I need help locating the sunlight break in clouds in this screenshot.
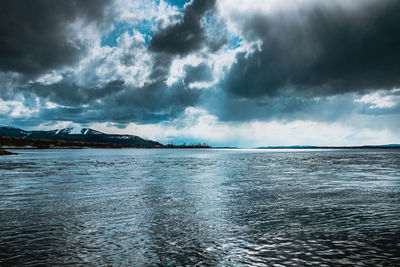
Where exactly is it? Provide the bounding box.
[87,107,399,148]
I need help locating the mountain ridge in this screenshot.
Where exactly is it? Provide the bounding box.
[0,125,163,148]
[257,145,400,149]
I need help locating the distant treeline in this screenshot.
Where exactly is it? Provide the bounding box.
[165,142,211,148]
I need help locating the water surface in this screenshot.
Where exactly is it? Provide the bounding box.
[1,149,400,266]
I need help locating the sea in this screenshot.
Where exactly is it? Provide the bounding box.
[0,148,399,266]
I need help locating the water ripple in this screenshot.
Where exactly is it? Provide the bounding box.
[0,149,399,266]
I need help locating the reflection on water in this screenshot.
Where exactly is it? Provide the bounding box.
[0,149,400,266]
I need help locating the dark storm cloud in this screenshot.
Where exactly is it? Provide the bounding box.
[183,63,213,84]
[15,44,203,125]
[0,0,112,78]
[203,90,358,123]
[100,80,201,123]
[25,80,125,106]
[149,53,174,82]
[37,80,201,124]
[223,0,400,98]
[149,0,217,55]
[22,66,202,124]
[0,72,22,99]
[147,0,221,100]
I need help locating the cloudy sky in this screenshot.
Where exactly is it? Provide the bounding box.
[1,0,400,147]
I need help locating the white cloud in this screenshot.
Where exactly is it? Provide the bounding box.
[0,97,38,118]
[355,89,400,109]
[50,30,153,90]
[36,72,63,85]
[166,37,258,88]
[113,0,179,29]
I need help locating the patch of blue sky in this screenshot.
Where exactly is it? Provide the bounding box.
[163,0,191,9]
[227,34,242,50]
[101,20,155,47]
[100,1,193,48]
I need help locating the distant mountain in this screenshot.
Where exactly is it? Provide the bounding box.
[0,126,163,148]
[258,145,400,149]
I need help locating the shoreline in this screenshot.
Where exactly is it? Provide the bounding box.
[3,146,400,151]
[0,148,17,155]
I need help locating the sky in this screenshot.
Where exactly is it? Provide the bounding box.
[0,0,400,147]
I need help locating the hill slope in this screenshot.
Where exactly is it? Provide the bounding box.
[0,126,162,148]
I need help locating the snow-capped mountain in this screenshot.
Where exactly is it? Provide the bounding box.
[52,127,102,136]
[0,126,162,148]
